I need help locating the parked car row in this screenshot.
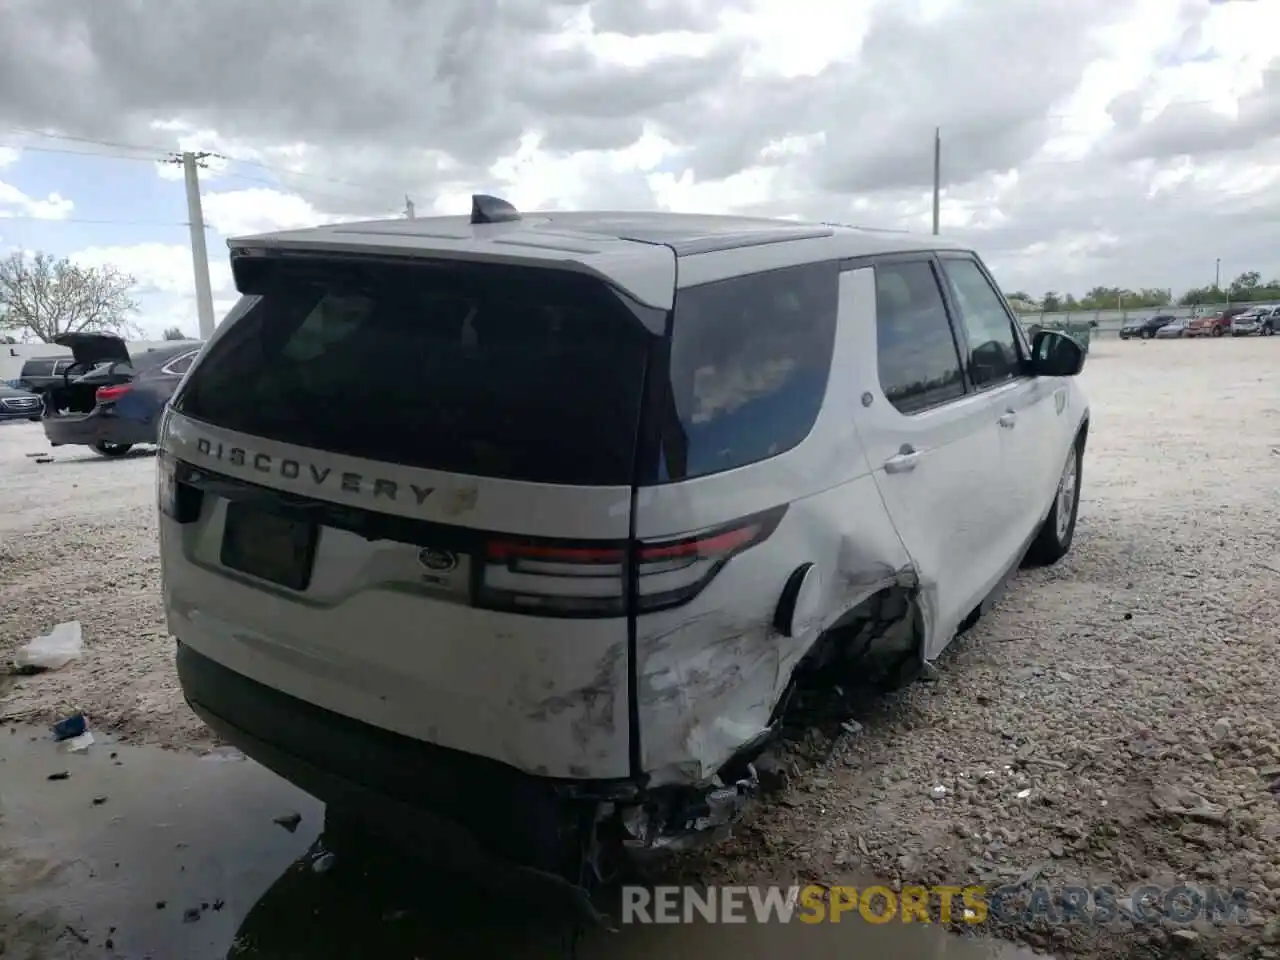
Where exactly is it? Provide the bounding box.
[9,333,203,455]
[0,382,44,421]
[1119,306,1279,340]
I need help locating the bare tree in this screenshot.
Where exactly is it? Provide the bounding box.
[162,326,192,340]
[0,250,140,342]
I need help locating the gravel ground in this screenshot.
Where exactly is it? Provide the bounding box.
[2,337,1279,959]
[0,438,208,747]
[687,337,1280,959]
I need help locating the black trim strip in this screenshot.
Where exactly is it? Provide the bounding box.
[625,254,678,779]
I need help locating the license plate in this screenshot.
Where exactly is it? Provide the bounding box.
[220,501,318,591]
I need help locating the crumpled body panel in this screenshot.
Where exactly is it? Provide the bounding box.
[634,473,921,786]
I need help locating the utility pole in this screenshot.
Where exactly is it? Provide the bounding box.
[167,151,216,339]
[931,127,941,236]
[1214,258,1221,290]
[404,195,416,219]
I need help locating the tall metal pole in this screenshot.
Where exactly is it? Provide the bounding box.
[931,127,941,236]
[171,151,216,339]
[404,195,416,219]
[1214,258,1220,290]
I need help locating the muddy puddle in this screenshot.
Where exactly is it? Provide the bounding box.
[0,725,1041,959]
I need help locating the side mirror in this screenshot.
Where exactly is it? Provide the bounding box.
[1030,330,1086,377]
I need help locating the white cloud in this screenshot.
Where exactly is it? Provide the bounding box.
[70,243,235,338]
[0,180,73,220]
[201,188,330,237]
[71,243,232,296]
[0,147,19,169]
[4,0,1280,302]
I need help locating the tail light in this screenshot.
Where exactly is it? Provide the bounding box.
[476,506,787,618]
[96,384,130,403]
[157,453,202,523]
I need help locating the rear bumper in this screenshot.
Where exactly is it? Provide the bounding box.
[174,642,617,890]
[42,410,153,447]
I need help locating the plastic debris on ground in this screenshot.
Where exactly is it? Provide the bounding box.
[62,732,94,753]
[13,621,83,673]
[52,712,88,741]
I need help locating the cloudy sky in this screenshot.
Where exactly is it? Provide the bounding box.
[1,0,1278,337]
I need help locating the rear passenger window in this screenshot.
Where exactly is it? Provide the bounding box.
[164,352,196,375]
[874,260,966,414]
[21,359,53,377]
[938,257,1022,389]
[664,261,839,480]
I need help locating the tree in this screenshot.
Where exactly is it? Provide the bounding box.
[0,251,139,342]
[162,326,192,340]
[1041,291,1062,312]
[1230,270,1260,296]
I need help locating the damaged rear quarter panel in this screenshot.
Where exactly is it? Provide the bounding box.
[634,478,916,785]
[632,256,919,787]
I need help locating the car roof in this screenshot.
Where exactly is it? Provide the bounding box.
[233,209,963,259]
[228,202,971,309]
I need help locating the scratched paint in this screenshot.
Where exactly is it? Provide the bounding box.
[635,475,919,787]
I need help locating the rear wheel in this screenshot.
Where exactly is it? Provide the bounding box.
[1024,438,1082,567]
[92,441,133,458]
[1212,326,1225,337]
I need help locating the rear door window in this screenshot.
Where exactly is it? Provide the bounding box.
[661,261,839,481]
[21,359,54,377]
[938,256,1024,389]
[874,259,966,414]
[162,351,198,375]
[175,257,658,486]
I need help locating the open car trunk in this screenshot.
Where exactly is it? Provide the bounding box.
[49,333,134,413]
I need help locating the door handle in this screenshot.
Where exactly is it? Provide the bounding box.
[884,444,920,474]
[998,411,1017,429]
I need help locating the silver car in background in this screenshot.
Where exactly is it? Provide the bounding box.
[1230,308,1267,336]
[1155,318,1189,339]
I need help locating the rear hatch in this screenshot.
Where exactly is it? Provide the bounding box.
[50,334,135,413]
[162,249,671,779]
[53,332,132,371]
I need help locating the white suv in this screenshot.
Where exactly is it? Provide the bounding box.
[158,197,1089,891]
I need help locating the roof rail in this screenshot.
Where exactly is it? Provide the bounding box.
[471,194,521,225]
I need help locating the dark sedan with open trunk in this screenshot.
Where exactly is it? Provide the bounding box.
[42,333,204,457]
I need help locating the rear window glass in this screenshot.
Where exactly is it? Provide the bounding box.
[661,261,839,481]
[21,359,54,377]
[163,351,197,375]
[175,257,657,486]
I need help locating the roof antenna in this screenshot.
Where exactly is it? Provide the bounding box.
[470,194,521,225]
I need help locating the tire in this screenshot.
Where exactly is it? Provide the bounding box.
[92,441,133,458]
[27,416,40,423]
[1024,437,1083,567]
[1212,326,1224,337]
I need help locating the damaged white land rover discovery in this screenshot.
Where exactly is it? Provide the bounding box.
[158,196,1089,896]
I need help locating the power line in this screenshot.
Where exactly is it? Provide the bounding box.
[1,127,172,155]
[0,128,398,208]
[0,214,198,226]
[0,142,168,162]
